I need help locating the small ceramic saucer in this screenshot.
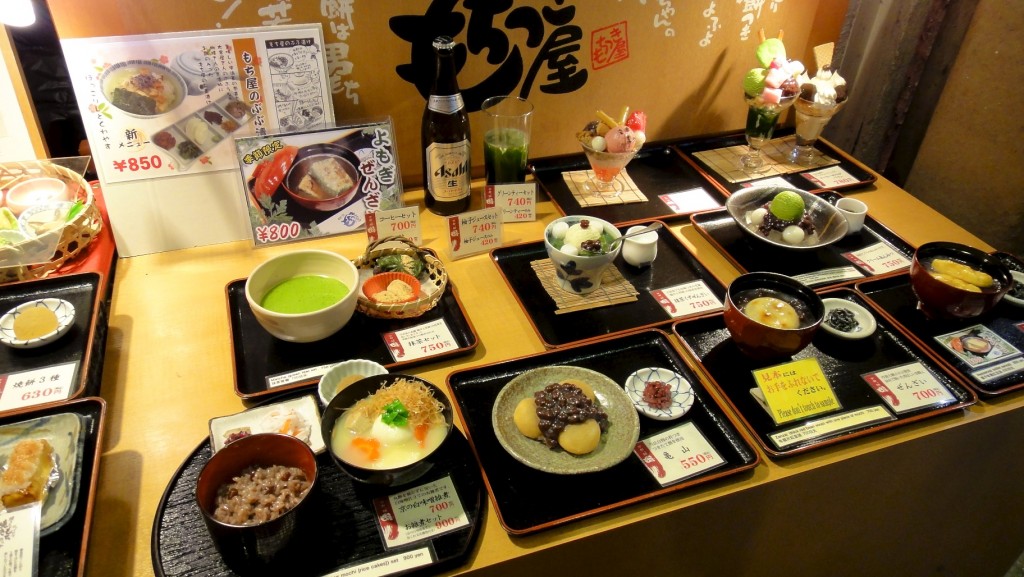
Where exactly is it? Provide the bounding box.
[1004,271,1024,308]
[820,298,877,340]
[624,367,695,421]
[0,298,76,349]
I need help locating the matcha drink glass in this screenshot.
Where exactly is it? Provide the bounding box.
[741,93,795,171]
[481,96,533,184]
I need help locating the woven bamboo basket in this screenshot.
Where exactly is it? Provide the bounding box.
[0,162,102,284]
[353,236,448,319]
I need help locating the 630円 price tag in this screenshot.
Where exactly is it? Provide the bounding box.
[0,362,78,412]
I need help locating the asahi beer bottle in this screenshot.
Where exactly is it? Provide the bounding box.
[422,36,471,215]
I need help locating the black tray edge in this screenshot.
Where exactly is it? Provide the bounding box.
[226,280,480,401]
[488,224,731,349]
[855,274,1024,398]
[673,289,977,458]
[446,328,761,535]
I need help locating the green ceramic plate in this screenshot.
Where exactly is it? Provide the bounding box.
[491,365,640,474]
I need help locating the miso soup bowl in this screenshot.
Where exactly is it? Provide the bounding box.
[723,272,825,360]
[196,433,318,568]
[909,241,1012,319]
[543,215,622,295]
[244,249,359,343]
[321,373,453,487]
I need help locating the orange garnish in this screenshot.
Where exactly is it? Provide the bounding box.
[352,437,381,461]
[413,424,429,447]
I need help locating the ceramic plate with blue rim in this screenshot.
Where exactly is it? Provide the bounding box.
[624,367,695,421]
[0,298,76,349]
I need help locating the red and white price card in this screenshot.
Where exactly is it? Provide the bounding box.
[447,208,503,259]
[366,207,422,246]
[843,242,912,275]
[651,281,723,318]
[634,421,725,486]
[862,361,956,413]
[801,165,862,188]
[373,475,469,549]
[0,502,41,577]
[383,319,459,362]
[484,183,537,222]
[0,363,77,412]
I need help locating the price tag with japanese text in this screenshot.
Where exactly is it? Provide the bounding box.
[266,363,336,390]
[372,476,469,549]
[658,187,720,214]
[801,165,862,188]
[651,281,723,318]
[843,242,911,275]
[447,208,503,259]
[862,362,956,414]
[366,207,422,246]
[0,362,77,412]
[633,422,725,486]
[753,358,840,425]
[323,548,435,577]
[0,503,41,577]
[382,319,459,362]
[484,183,536,222]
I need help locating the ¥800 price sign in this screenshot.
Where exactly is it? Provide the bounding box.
[0,362,78,412]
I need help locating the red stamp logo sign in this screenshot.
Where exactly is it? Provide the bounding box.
[591,21,629,70]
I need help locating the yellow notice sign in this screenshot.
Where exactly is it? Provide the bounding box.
[753,358,840,425]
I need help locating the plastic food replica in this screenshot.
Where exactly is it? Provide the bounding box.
[513,380,609,455]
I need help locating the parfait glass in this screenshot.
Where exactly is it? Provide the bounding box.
[741,93,796,172]
[789,98,848,166]
[579,141,639,198]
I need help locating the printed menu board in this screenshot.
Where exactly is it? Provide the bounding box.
[62,24,333,186]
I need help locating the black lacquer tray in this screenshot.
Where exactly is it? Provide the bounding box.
[530,141,728,225]
[447,329,759,535]
[857,271,1024,397]
[227,281,478,399]
[0,273,106,410]
[691,191,915,290]
[673,288,976,457]
[152,404,484,577]
[673,127,877,196]
[492,222,727,348]
[3,397,106,577]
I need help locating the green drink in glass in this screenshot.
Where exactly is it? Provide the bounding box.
[481,96,533,184]
[484,127,528,184]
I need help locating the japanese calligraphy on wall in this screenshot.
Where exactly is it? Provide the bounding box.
[50,0,837,184]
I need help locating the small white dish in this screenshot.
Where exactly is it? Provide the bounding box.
[624,367,695,421]
[821,298,878,340]
[0,298,76,349]
[317,359,388,407]
[1004,271,1024,308]
[18,201,73,238]
[209,394,325,454]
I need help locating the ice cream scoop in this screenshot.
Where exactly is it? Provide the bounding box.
[604,125,637,153]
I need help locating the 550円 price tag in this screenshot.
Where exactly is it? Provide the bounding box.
[634,421,725,486]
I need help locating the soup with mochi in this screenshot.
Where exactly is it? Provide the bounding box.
[332,378,448,470]
[733,288,815,330]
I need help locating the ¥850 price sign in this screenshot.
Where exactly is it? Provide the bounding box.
[0,362,78,412]
[110,155,167,175]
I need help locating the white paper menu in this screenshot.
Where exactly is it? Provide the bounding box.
[61,24,333,256]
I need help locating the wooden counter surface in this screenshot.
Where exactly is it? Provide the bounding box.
[89,170,1024,576]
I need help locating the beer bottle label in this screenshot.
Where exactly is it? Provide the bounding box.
[425,140,471,201]
[427,94,465,114]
